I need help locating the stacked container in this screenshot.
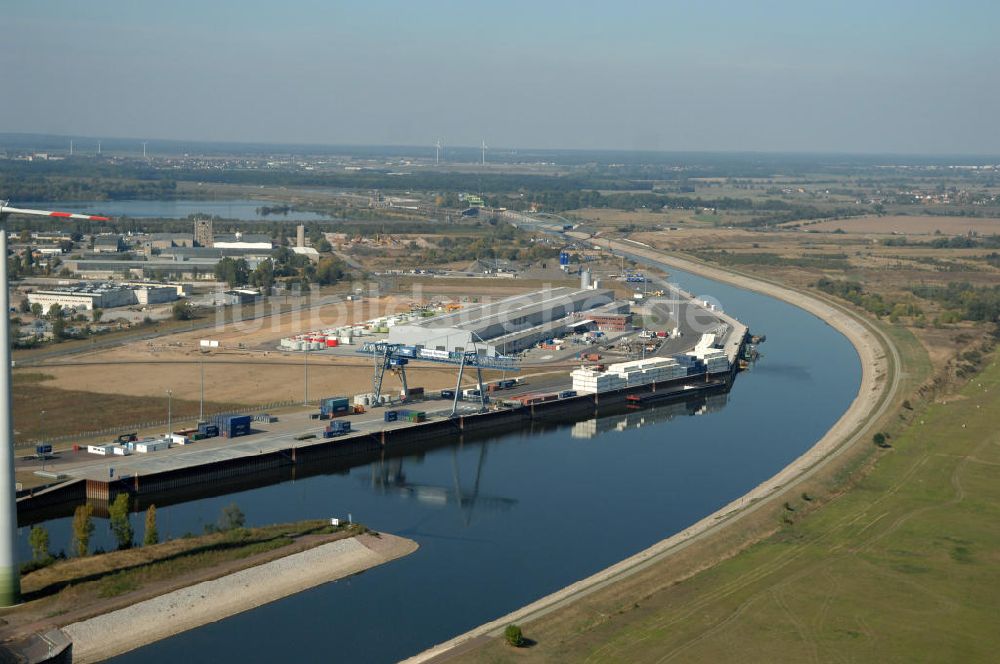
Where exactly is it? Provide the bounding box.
[323,420,352,438]
[220,415,252,438]
[392,409,427,423]
[320,397,351,417]
[197,422,220,439]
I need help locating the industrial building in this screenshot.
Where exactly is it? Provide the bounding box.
[212,233,272,250]
[26,282,178,311]
[63,258,221,280]
[145,233,194,249]
[194,219,214,247]
[572,311,632,332]
[387,287,626,354]
[92,235,125,253]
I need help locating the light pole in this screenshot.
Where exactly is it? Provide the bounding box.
[166,389,173,435]
[0,202,109,606]
[199,359,205,422]
[303,349,309,405]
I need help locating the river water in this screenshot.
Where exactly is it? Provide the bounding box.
[17,199,330,221]
[16,263,860,663]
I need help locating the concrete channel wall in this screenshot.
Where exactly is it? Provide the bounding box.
[19,336,745,515]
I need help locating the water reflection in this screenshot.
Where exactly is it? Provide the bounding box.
[366,445,518,527]
[571,392,729,439]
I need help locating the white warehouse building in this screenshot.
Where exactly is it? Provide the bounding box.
[27,283,178,311]
[387,287,623,354]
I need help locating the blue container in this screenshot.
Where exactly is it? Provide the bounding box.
[559,251,570,266]
[222,415,252,438]
[384,411,398,422]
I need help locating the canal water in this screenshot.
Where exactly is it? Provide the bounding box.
[17,264,860,663]
[17,199,330,221]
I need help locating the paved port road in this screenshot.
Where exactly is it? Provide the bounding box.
[16,373,572,484]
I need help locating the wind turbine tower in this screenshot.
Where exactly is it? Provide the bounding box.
[69,140,73,156]
[97,141,102,156]
[0,202,110,606]
[435,139,442,165]
[142,142,148,158]
[481,140,487,166]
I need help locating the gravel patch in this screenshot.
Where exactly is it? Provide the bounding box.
[63,533,417,664]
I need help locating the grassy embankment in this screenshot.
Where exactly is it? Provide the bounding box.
[462,326,1000,662]
[1,520,366,634]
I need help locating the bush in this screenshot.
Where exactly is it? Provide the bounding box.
[218,503,246,531]
[28,525,50,561]
[172,300,195,321]
[873,432,888,448]
[504,624,524,647]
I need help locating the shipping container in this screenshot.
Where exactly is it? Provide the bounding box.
[221,415,252,438]
[384,410,398,422]
[325,420,351,434]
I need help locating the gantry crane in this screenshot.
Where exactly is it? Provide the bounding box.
[359,339,519,416]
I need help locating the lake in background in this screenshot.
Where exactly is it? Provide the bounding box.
[18,200,330,221]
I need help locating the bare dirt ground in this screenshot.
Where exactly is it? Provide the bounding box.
[804,214,1000,235]
[20,295,461,403]
[32,356,458,404]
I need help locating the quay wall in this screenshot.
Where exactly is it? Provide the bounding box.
[19,352,744,517]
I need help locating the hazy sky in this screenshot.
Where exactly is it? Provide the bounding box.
[2,0,999,154]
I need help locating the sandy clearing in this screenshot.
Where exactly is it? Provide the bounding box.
[401,237,896,663]
[63,533,417,664]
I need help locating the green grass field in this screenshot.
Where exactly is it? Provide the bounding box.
[465,349,1000,662]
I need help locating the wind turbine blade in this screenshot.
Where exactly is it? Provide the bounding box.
[0,206,110,221]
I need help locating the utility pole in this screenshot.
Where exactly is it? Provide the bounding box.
[303,350,309,405]
[166,389,173,434]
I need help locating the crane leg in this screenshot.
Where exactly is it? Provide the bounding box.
[450,354,466,418]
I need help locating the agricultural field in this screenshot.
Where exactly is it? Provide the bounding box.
[800,214,1000,236]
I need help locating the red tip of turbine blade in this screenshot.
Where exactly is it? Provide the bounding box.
[90,215,111,221]
[49,211,72,218]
